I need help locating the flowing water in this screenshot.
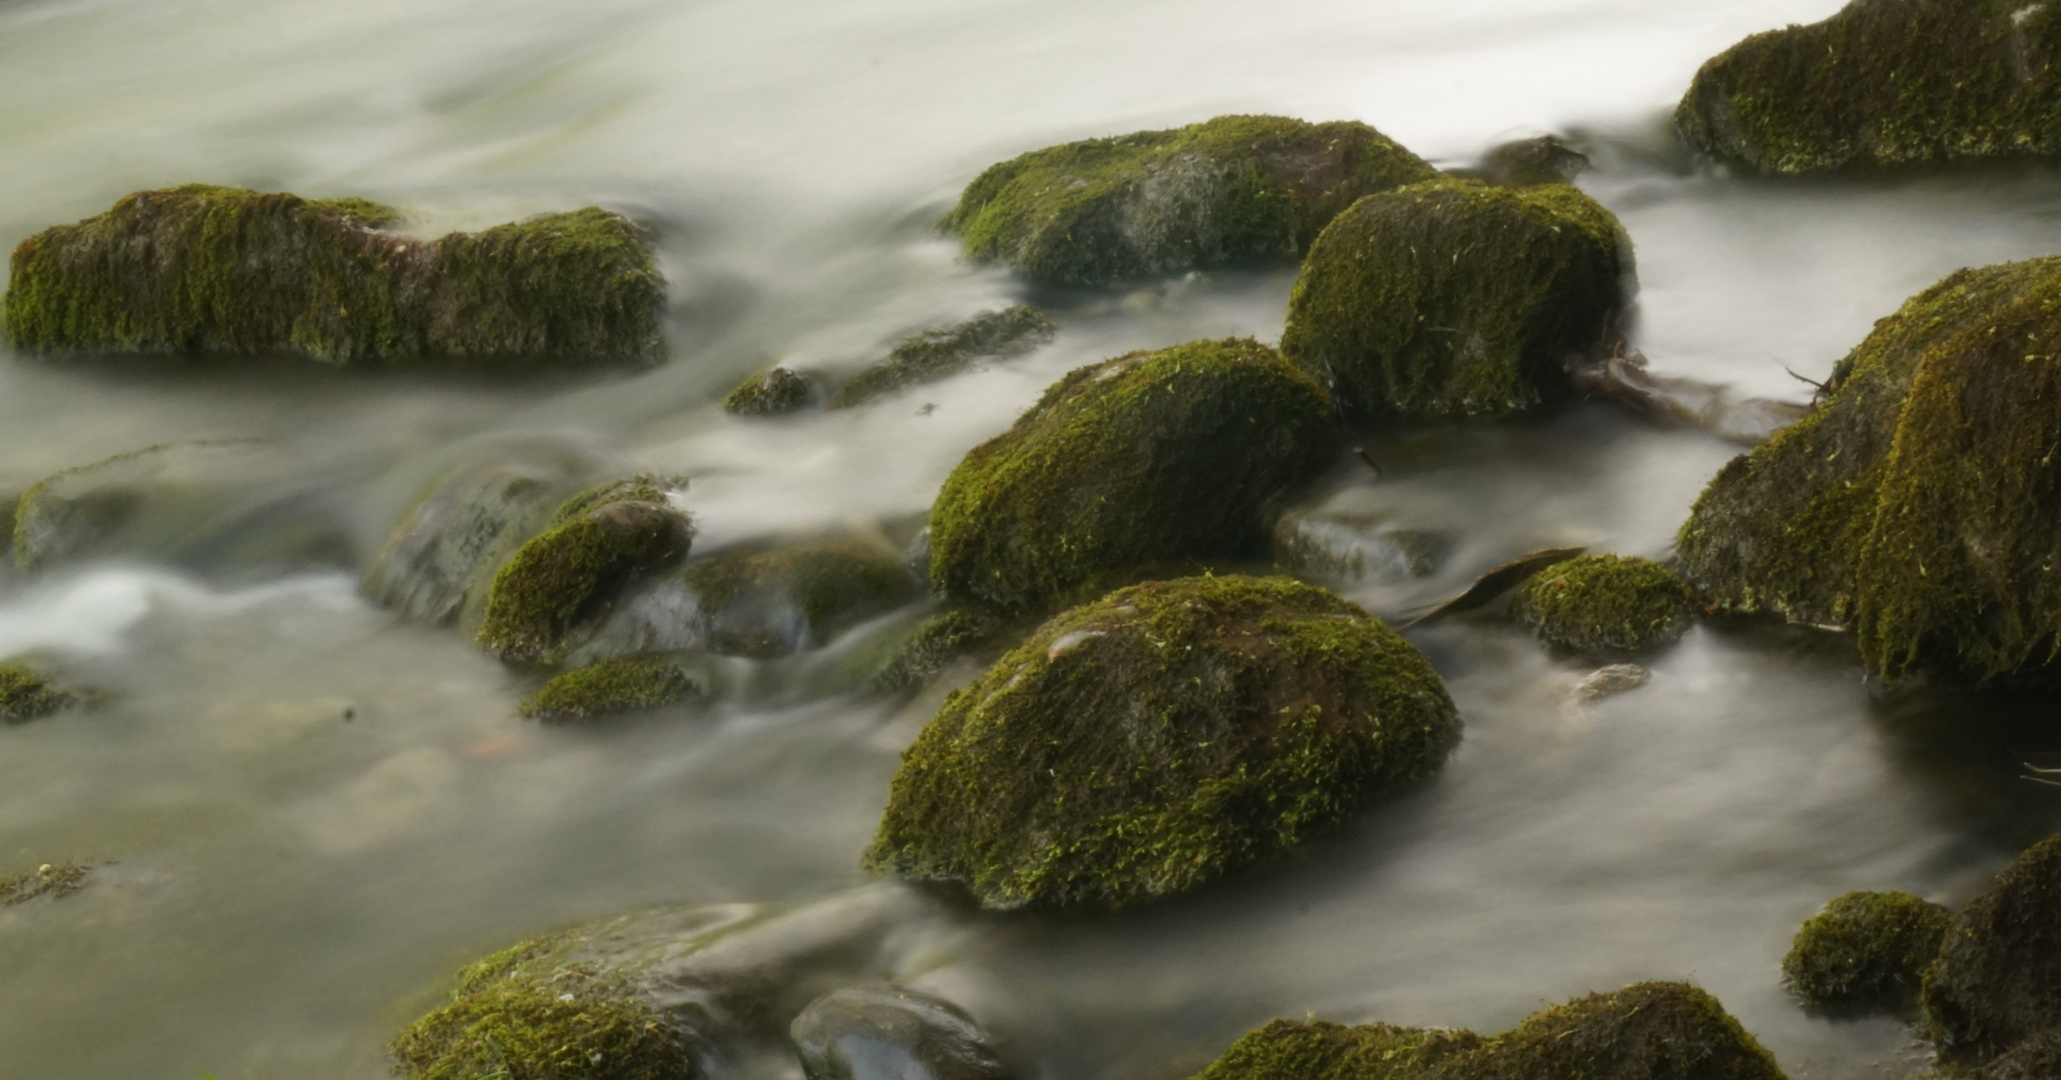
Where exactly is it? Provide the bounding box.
[5,0,2061,1077]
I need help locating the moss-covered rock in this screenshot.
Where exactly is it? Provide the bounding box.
[864,609,1003,694]
[943,115,1438,286]
[0,860,89,905]
[1924,832,2061,1066]
[1675,0,2061,175]
[1782,890,1951,1012]
[1280,179,1632,420]
[1513,555,1697,655]
[725,366,820,416]
[1963,1027,2061,1080]
[928,337,1336,616]
[4,184,665,367]
[0,659,82,724]
[864,575,1458,910]
[1678,257,2061,681]
[1195,982,1785,1080]
[830,305,1056,409]
[1454,135,1592,189]
[519,656,702,722]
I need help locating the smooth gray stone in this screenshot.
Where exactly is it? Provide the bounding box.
[790,985,1010,1080]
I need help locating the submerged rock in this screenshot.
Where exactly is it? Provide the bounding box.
[790,985,1011,1080]
[830,305,1056,409]
[1569,663,1650,705]
[519,656,703,723]
[1513,555,1697,656]
[1280,179,1633,420]
[1196,981,1784,1080]
[943,115,1438,285]
[1404,547,1588,629]
[0,658,85,724]
[928,337,1335,616]
[1782,890,1949,1013]
[862,609,1003,694]
[1676,0,2061,175]
[864,575,1459,911]
[0,860,89,905]
[1923,832,2061,1066]
[3,184,665,366]
[725,366,821,417]
[1678,257,2061,681]
[1569,346,1808,446]
[1272,505,1449,585]
[1453,134,1591,188]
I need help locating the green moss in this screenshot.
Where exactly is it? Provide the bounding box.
[1459,135,1591,188]
[724,366,818,416]
[943,115,1438,285]
[829,305,1057,408]
[519,657,702,722]
[477,496,693,665]
[864,575,1459,910]
[1676,0,2061,175]
[0,659,80,723]
[3,185,664,367]
[1924,832,2061,1066]
[1196,1019,1481,1080]
[1782,890,1951,1012]
[927,337,1336,616]
[1678,257,2061,681]
[1963,1027,2061,1080]
[1280,179,1632,420]
[0,860,89,905]
[679,542,920,658]
[1513,555,1697,655]
[865,609,1003,693]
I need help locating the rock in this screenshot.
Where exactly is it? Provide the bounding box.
[864,575,1459,911]
[1568,346,1808,446]
[1675,0,2061,175]
[1677,257,2061,681]
[0,659,86,724]
[1569,663,1650,705]
[1453,134,1591,188]
[1513,555,1697,655]
[519,656,703,723]
[942,115,1438,286]
[1195,981,1785,1080]
[1280,179,1633,420]
[1781,890,1949,1014]
[3,185,665,366]
[864,609,1003,694]
[1272,506,1449,585]
[1404,547,1588,629]
[928,337,1336,616]
[725,366,821,417]
[1964,1027,2061,1080]
[1923,832,2061,1066]
[475,482,695,665]
[829,306,1056,409]
[790,985,1011,1080]
[0,861,89,905]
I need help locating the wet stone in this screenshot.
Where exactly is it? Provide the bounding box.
[790,985,1011,1080]
[1570,663,1649,705]
[1272,506,1449,584]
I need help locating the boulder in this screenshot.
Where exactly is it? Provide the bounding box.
[1452,134,1591,188]
[864,575,1459,910]
[0,659,85,724]
[864,609,1002,694]
[1676,0,2061,175]
[3,184,664,366]
[1962,1027,2061,1080]
[928,337,1336,616]
[1924,832,2061,1065]
[1781,890,1950,1013]
[1677,257,2061,681]
[519,656,703,723]
[725,366,820,417]
[942,115,1438,285]
[829,305,1056,409]
[1513,555,1697,655]
[1280,179,1632,420]
[790,985,1011,1080]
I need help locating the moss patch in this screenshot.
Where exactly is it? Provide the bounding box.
[928,337,1336,616]
[1280,179,1632,420]
[1513,555,1697,655]
[1924,832,2061,1066]
[864,608,1003,693]
[1783,890,1951,1013]
[0,860,89,905]
[830,305,1056,408]
[1676,0,2061,174]
[724,366,819,416]
[1678,256,2061,681]
[0,659,81,723]
[477,490,693,665]
[679,542,920,659]
[519,657,702,723]
[943,115,1438,285]
[864,575,1458,910]
[4,185,664,367]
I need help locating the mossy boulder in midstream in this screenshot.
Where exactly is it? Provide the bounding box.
[1279,179,1633,420]
[862,608,1005,694]
[518,656,703,723]
[942,115,1439,286]
[725,366,821,417]
[1194,981,1786,1080]
[3,184,665,367]
[1678,256,2061,682]
[863,575,1459,911]
[1675,0,2061,175]
[1513,554,1697,656]
[927,337,1336,616]
[1781,890,1951,1013]
[1922,832,2061,1067]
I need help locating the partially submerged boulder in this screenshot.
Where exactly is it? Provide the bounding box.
[724,366,820,417]
[0,659,85,724]
[790,985,1012,1080]
[4,184,664,366]
[1676,0,2061,175]
[519,656,703,723]
[864,575,1459,911]
[1513,554,1697,655]
[1272,505,1449,585]
[927,337,1335,616]
[1924,832,2061,1066]
[1678,257,2061,681]
[864,609,1003,694]
[1452,134,1591,189]
[829,305,1056,409]
[1782,890,1950,1013]
[943,115,1438,285]
[1280,179,1632,419]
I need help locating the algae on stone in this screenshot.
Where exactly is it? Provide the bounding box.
[1513,554,1697,655]
[1676,0,2061,175]
[0,860,89,905]
[676,543,921,658]
[0,659,80,724]
[864,575,1459,911]
[943,115,1438,285]
[829,305,1057,409]
[1782,890,1951,1012]
[1678,256,2061,681]
[865,609,1002,694]
[476,486,694,665]
[725,366,819,417]
[927,337,1336,616]
[1924,832,2061,1066]
[1280,179,1633,420]
[519,657,703,723]
[4,185,665,367]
